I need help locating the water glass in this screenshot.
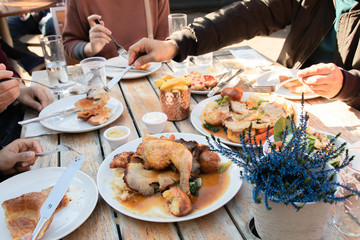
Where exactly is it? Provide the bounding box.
[40,35,69,85]
[333,166,360,236]
[194,52,213,66]
[168,13,189,72]
[80,57,107,92]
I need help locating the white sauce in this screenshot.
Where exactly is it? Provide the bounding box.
[143,112,166,123]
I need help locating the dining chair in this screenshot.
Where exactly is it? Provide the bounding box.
[50,6,79,65]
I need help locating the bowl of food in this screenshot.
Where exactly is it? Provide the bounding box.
[142,112,168,134]
[104,126,130,150]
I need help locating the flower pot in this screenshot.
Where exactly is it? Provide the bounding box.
[253,200,334,240]
[253,163,340,240]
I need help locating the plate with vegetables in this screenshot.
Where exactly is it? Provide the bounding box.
[263,118,349,167]
[190,87,298,147]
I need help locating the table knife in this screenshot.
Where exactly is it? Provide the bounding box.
[207,68,244,97]
[31,155,85,240]
[104,63,134,91]
[18,107,80,125]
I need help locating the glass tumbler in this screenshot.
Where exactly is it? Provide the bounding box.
[333,165,360,236]
[40,35,69,85]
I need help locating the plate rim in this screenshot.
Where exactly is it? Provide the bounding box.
[190,93,300,147]
[0,167,99,240]
[256,69,320,100]
[97,132,242,222]
[105,56,162,79]
[39,94,123,133]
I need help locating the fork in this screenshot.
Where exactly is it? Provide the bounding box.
[10,77,76,90]
[94,19,129,60]
[35,144,80,156]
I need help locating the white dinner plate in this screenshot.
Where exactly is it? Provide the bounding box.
[0,167,98,240]
[256,69,319,100]
[97,132,242,222]
[39,95,123,133]
[105,56,161,79]
[190,94,300,147]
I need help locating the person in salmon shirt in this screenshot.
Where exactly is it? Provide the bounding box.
[62,0,169,60]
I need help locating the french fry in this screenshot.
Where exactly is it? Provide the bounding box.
[155,75,192,92]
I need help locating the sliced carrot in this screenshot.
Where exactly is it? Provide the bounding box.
[255,127,274,145]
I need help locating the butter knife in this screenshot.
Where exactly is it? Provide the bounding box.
[31,155,84,240]
[18,107,80,125]
[104,63,134,91]
[207,68,244,97]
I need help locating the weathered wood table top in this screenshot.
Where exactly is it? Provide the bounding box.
[24,46,360,240]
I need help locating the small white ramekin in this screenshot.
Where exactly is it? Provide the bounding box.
[142,112,168,134]
[104,126,130,150]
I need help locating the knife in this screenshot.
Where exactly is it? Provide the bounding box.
[31,155,84,240]
[104,63,134,91]
[18,107,80,125]
[207,68,244,97]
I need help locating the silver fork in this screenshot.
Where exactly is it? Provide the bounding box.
[94,19,129,60]
[35,144,80,156]
[10,77,76,90]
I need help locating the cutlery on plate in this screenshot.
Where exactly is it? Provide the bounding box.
[207,68,244,97]
[35,144,80,157]
[18,107,80,125]
[103,63,134,91]
[94,19,129,60]
[105,64,149,72]
[9,77,76,91]
[31,155,84,240]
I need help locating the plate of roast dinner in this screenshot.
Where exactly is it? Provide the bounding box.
[39,94,123,133]
[0,167,98,240]
[255,68,319,100]
[97,132,242,222]
[190,87,299,147]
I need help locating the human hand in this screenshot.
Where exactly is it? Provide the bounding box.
[0,63,21,113]
[84,14,112,57]
[17,85,54,112]
[128,38,179,68]
[298,63,343,98]
[0,139,43,175]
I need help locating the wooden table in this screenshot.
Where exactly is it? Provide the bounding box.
[0,0,57,46]
[24,46,360,240]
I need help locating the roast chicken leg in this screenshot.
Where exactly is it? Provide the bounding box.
[136,135,193,195]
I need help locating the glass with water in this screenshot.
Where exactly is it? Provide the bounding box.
[168,13,189,73]
[80,57,107,97]
[40,35,69,86]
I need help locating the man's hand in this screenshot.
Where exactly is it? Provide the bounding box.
[128,38,179,68]
[84,14,112,57]
[17,85,54,112]
[0,63,20,113]
[0,139,43,175]
[298,63,343,98]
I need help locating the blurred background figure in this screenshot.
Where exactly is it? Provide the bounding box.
[62,0,169,60]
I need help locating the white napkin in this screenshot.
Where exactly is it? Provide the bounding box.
[230,49,272,67]
[22,122,59,138]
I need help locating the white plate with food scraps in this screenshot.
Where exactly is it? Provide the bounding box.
[0,167,98,240]
[97,132,242,222]
[256,69,319,100]
[105,56,162,79]
[39,94,123,133]
[191,93,300,147]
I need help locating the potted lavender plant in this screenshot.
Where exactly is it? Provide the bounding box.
[207,102,360,240]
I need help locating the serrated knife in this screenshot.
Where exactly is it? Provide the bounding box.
[104,63,134,91]
[31,155,85,240]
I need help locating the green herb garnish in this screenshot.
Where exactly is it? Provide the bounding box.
[218,161,232,173]
[204,123,219,132]
[216,96,229,105]
[189,178,202,196]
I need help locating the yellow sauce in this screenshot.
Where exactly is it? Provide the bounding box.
[107,128,127,139]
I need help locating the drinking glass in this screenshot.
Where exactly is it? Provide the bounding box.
[168,13,189,73]
[194,52,213,67]
[333,165,360,236]
[80,57,107,92]
[40,35,69,86]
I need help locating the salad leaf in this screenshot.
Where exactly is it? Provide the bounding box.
[274,116,291,142]
[189,178,202,196]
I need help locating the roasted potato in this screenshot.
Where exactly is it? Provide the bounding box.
[199,150,221,173]
[162,187,192,216]
[221,87,243,101]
